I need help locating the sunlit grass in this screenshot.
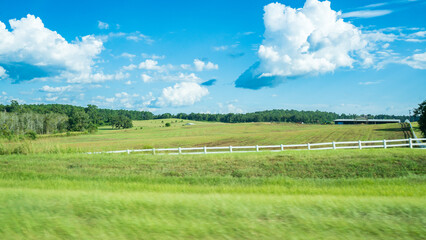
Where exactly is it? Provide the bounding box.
[0,119,409,154]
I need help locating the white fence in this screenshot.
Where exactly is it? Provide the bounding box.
[87,138,426,155]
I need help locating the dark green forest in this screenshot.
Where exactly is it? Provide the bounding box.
[0,100,412,138]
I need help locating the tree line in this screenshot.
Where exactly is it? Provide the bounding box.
[157,110,411,124]
[0,100,414,138]
[0,101,151,138]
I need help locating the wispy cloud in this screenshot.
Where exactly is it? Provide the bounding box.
[98,21,109,29]
[358,80,383,85]
[341,10,393,18]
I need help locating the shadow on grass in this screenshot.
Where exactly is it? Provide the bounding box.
[374,128,404,132]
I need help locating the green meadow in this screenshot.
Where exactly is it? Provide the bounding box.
[0,120,425,239]
[0,119,414,154]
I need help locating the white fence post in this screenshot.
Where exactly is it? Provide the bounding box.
[89,138,421,155]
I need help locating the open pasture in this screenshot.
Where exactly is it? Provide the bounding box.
[1,120,424,239]
[1,119,411,154]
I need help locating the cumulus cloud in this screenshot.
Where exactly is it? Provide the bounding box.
[236,0,371,89]
[193,59,219,71]
[153,82,209,107]
[138,59,173,72]
[0,14,104,83]
[122,64,137,71]
[139,59,162,70]
[0,66,7,79]
[341,10,392,18]
[401,52,426,69]
[141,73,152,82]
[98,21,109,29]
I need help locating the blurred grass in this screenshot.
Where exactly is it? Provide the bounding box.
[0,149,425,239]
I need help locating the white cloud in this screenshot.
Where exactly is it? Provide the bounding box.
[193,59,219,71]
[126,33,154,44]
[410,31,426,38]
[2,91,7,95]
[358,80,382,85]
[213,45,228,51]
[65,72,114,83]
[180,64,191,70]
[120,52,136,59]
[122,64,137,71]
[362,3,388,8]
[159,72,201,82]
[154,82,209,107]
[141,53,165,60]
[401,52,426,69]
[114,72,130,80]
[341,10,392,18]
[45,96,58,101]
[227,104,244,113]
[138,59,175,72]
[0,66,7,79]
[138,59,166,71]
[0,15,104,82]
[98,21,109,29]
[39,85,74,93]
[141,73,152,82]
[115,92,129,98]
[258,0,370,78]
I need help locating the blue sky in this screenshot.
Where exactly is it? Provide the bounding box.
[0,0,425,115]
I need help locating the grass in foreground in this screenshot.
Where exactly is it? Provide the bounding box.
[0,149,425,239]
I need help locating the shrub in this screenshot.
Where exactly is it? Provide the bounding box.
[24,130,37,140]
[165,123,171,127]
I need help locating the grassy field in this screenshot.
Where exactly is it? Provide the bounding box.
[1,120,424,239]
[0,149,425,239]
[0,119,411,154]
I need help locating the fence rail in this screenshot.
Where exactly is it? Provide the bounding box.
[87,138,426,155]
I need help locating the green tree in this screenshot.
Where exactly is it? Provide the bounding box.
[414,100,426,137]
[68,109,90,131]
[85,104,101,125]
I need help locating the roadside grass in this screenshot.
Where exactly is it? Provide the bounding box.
[412,122,424,138]
[1,189,424,239]
[0,149,425,239]
[0,119,410,154]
